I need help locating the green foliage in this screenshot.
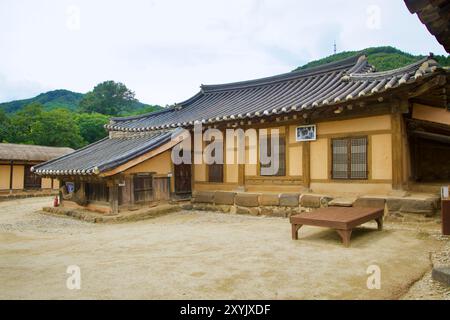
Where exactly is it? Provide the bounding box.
[0,80,164,149]
[2,103,84,148]
[75,113,109,144]
[295,46,449,72]
[29,108,85,149]
[8,103,44,144]
[0,88,162,115]
[0,109,10,142]
[122,104,163,116]
[79,81,137,115]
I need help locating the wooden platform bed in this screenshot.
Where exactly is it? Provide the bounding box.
[290,207,384,247]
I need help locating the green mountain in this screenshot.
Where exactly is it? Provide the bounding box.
[0,89,83,113]
[0,89,163,115]
[295,46,450,72]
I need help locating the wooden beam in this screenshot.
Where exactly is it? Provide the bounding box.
[9,160,13,193]
[411,130,450,144]
[391,112,404,190]
[109,184,119,215]
[408,75,446,98]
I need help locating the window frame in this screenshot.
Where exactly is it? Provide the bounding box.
[331,136,369,180]
[259,132,286,177]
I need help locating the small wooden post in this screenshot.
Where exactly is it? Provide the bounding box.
[391,111,404,190]
[9,160,13,194]
[109,183,119,215]
[237,163,245,191]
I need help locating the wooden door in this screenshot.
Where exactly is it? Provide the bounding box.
[174,163,192,194]
[133,174,153,203]
[153,177,170,201]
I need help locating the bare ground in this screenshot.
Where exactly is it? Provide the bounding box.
[0,197,448,300]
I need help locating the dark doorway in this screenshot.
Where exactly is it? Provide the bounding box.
[174,163,192,194]
[410,136,450,182]
[408,118,450,183]
[24,164,41,189]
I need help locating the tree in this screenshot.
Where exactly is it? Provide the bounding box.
[8,102,44,144]
[29,108,85,149]
[0,109,10,142]
[78,81,137,115]
[75,113,109,144]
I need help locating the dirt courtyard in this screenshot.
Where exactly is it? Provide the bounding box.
[0,197,448,299]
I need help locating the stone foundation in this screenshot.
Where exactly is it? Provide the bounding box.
[188,191,441,219]
[189,191,331,218]
[42,204,180,223]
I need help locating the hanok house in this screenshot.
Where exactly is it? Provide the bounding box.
[0,143,73,193]
[32,55,450,214]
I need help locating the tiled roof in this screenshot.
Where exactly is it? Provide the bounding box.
[0,143,73,162]
[32,129,176,176]
[106,55,443,132]
[33,54,447,177]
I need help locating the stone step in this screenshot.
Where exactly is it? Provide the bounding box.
[328,197,355,207]
[432,267,450,286]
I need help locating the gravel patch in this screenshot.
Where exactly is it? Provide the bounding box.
[0,198,449,299]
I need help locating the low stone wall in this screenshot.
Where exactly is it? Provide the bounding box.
[183,191,441,218]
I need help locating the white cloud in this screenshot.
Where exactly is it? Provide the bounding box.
[0,0,447,105]
[0,73,49,102]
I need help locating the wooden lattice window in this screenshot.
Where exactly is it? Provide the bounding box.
[260,134,286,176]
[24,165,41,189]
[332,137,368,180]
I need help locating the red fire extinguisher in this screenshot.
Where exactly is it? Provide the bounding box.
[53,195,59,207]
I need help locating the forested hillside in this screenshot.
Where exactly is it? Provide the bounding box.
[0,89,162,115]
[295,46,449,72]
[0,81,164,149]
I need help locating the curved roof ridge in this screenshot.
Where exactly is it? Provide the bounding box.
[200,55,364,93]
[348,56,433,80]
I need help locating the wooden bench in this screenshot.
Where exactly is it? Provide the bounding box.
[290,207,384,247]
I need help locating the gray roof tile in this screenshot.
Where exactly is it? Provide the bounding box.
[107,55,443,131]
[33,129,176,175]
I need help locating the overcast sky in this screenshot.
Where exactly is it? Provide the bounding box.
[0,0,447,106]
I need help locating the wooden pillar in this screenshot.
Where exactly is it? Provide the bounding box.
[78,181,87,205]
[109,183,119,215]
[9,160,13,194]
[236,133,246,192]
[391,112,404,190]
[302,141,311,189]
[237,163,245,191]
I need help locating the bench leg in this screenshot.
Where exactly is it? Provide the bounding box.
[291,224,302,240]
[375,217,383,231]
[336,229,352,247]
